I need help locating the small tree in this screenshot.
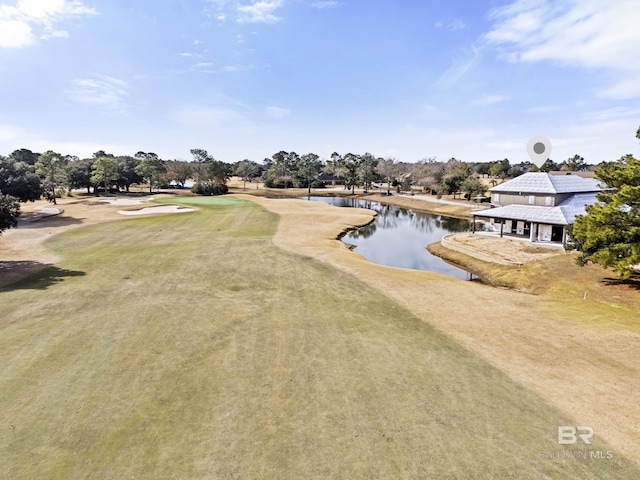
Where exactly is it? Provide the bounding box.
[117,156,143,192]
[165,160,193,188]
[0,156,43,202]
[561,154,588,172]
[234,159,261,190]
[0,194,21,236]
[376,157,396,195]
[461,176,486,200]
[190,149,230,194]
[135,155,166,193]
[324,152,342,183]
[538,158,560,172]
[91,157,119,195]
[441,174,466,196]
[489,159,510,178]
[571,151,640,278]
[296,153,322,195]
[340,153,362,194]
[35,151,69,204]
[68,158,95,194]
[266,151,295,188]
[359,153,377,193]
[413,158,445,194]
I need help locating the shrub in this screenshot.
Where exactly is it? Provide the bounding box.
[191,182,229,196]
[264,178,293,189]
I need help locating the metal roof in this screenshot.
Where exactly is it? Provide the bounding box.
[472,193,599,225]
[490,172,602,194]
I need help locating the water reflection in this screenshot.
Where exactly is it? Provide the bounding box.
[299,196,474,280]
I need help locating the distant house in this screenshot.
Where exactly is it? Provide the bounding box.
[318,172,342,186]
[472,172,603,245]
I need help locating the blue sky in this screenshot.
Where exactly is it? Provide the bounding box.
[1,0,639,165]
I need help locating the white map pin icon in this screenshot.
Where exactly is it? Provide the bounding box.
[527,135,552,167]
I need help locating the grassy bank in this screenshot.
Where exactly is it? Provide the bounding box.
[1,197,637,478]
[427,241,543,292]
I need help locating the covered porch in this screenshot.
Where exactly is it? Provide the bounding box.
[471,205,570,245]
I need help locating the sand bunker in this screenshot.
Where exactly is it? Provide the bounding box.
[118,205,195,216]
[98,197,155,206]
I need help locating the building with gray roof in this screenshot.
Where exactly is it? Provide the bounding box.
[472,173,603,245]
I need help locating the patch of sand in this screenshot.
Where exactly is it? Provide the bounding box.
[96,196,155,206]
[442,232,565,265]
[242,194,640,465]
[118,205,195,215]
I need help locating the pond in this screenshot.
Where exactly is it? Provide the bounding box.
[297,196,475,280]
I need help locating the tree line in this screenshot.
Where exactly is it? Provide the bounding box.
[3,134,639,281]
[0,146,595,237]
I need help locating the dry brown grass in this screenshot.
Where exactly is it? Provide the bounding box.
[245,195,640,467]
[360,193,473,219]
[1,194,639,478]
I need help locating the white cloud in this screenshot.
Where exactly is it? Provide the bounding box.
[438,44,482,87]
[237,1,283,24]
[0,19,32,47]
[44,29,69,39]
[0,0,96,48]
[582,106,640,122]
[472,94,508,106]
[448,19,465,31]
[68,76,129,108]
[221,64,255,73]
[485,0,640,98]
[311,1,338,9]
[205,0,285,25]
[434,19,465,31]
[266,106,290,119]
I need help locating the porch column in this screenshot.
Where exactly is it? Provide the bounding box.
[530,223,536,242]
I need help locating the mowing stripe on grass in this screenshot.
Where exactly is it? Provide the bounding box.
[0,199,637,479]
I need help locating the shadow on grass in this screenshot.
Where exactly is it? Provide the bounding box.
[18,215,85,228]
[601,273,640,290]
[0,262,85,291]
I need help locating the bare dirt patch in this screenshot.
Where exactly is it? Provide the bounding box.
[442,232,565,265]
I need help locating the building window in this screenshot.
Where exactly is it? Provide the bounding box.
[529,195,535,205]
[545,196,552,205]
[494,193,500,203]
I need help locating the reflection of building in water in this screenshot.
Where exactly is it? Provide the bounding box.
[471,172,604,245]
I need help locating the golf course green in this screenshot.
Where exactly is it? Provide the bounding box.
[1,197,636,479]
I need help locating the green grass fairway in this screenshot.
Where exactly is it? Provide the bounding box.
[1,197,637,478]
